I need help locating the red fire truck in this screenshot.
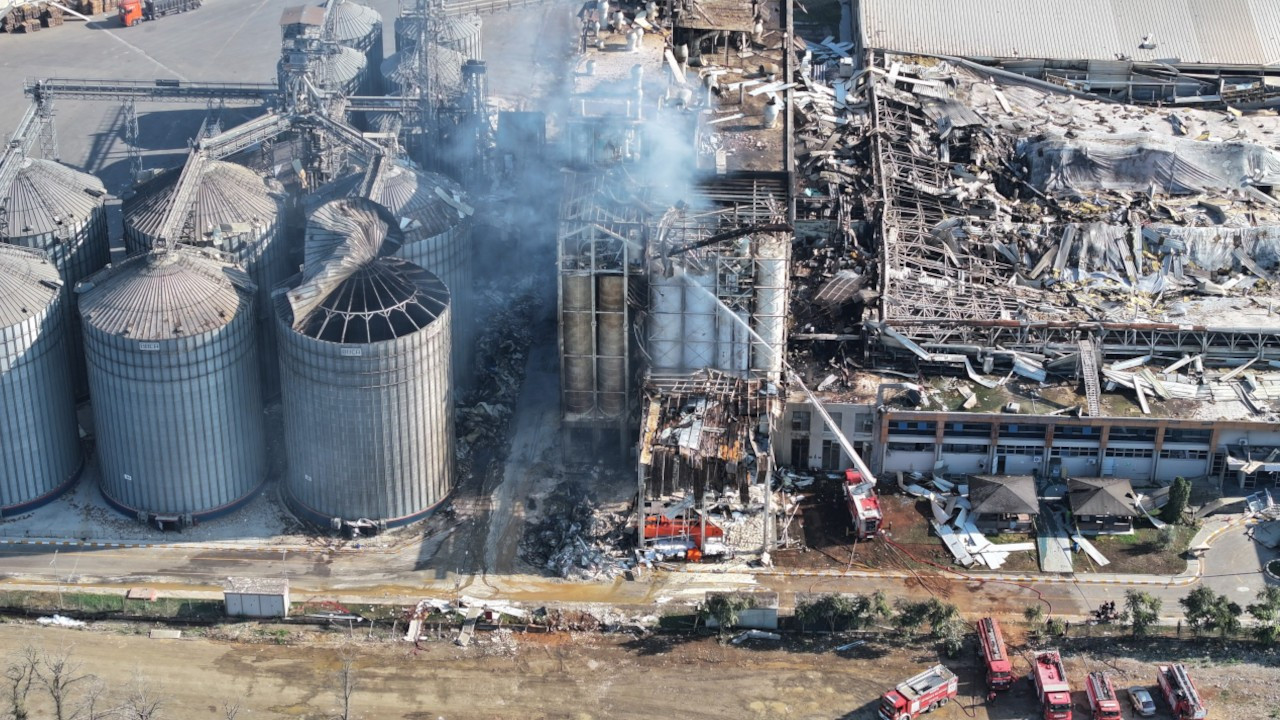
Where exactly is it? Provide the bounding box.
[845,469,882,539]
[1031,650,1073,720]
[878,664,958,720]
[1156,664,1207,719]
[977,617,1014,692]
[1084,671,1122,720]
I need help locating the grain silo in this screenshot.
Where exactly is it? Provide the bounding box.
[327,0,384,94]
[381,44,465,98]
[277,197,453,529]
[392,13,422,53]
[3,158,110,398]
[122,161,287,397]
[78,248,266,525]
[278,43,368,98]
[312,161,474,380]
[393,12,481,59]
[0,245,82,514]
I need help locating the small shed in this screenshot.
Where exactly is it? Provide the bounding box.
[1068,477,1140,534]
[968,474,1039,534]
[703,590,779,630]
[224,577,290,618]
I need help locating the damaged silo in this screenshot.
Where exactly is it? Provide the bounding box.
[122,160,287,396]
[381,44,466,98]
[0,245,82,514]
[277,197,453,529]
[3,158,110,398]
[77,248,266,525]
[327,0,384,94]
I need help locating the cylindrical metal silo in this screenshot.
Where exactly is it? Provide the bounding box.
[278,197,453,528]
[381,45,465,98]
[123,161,287,397]
[78,248,266,523]
[438,14,483,60]
[0,245,82,515]
[328,0,384,94]
[597,275,625,416]
[393,13,422,54]
[561,274,594,414]
[3,158,110,399]
[278,44,368,98]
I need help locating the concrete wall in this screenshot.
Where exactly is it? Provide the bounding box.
[225,592,289,618]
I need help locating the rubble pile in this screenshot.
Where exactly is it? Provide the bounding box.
[519,482,630,580]
[455,280,539,469]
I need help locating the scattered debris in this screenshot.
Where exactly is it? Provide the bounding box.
[519,481,630,580]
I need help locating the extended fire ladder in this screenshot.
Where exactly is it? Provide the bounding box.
[1165,664,1204,716]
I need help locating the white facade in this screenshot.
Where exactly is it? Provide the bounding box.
[224,578,289,618]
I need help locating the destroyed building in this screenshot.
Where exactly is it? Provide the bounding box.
[555,0,1280,561]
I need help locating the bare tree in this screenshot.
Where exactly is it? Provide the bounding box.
[118,673,163,720]
[220,699,241,720]
[37,645,92,720]
[74,677,115,720]
[334,647,358,720]
[3,646,41,720]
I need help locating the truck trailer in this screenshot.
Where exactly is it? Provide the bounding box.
[878,664,958,720]
[118,0,200,26]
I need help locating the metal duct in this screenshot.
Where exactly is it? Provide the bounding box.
[0,245,81,514]
[78,248,266,520]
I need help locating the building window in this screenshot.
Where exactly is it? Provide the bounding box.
[854,413,874,434]
[825,412,843,434]
[887,442,934,453]
[790,437,809,467]
[999,424,1046,440]
[1056,425,1101,439]
[890,421,936,437]
[1109,426,1157,442]
[791,411,811,432]
[822,439,843,469]
[1104,447,1154,458]
[996,445,1042,456]
[1160,449,1209,460]
[941,443,988,454]
[1050,447,1097,458]
[1165,428,1212,444]
[944,422,992,438]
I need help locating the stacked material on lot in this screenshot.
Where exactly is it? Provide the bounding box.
[277,197,453,528]
[77,247,266,523]
[123,161,287,396]
[3,158,110,398]
[326,0,384,94]
[0,245,82,514]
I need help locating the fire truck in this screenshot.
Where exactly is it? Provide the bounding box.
[1031,650,1073,720]
[878,664,958,720]
[1084,672,1122,720]
[977,617,1014,692]
[845,469,882,539]
[1156,664,1207,719]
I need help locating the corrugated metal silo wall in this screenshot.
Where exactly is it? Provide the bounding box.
[124,218,288,399]
[398,224,473,384]
[10,205,109,398]
[393,15,421,54]
[440,16,482,61]
[278,300,454,526]
[84,307,266,517]
[0,289,82,512]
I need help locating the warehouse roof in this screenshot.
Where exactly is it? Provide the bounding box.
[859,0,1280,66]
[1068,477,1140,517]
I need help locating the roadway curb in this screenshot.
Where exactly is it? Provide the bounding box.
[0,538,323,554]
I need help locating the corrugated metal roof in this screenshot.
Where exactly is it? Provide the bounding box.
[4,159,106,238]
[78,248,253,341]
[328,0,382,48]
[323,161,467,239]
[859,0,1280,65]
[124,160,278,244]
[0,244,61,328]
[437,14,481,43]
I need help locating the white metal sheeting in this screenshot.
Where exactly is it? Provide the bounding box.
[859,0,1280,66]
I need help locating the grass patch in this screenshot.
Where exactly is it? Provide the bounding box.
[1086,524,1195,575]
[0,590,222,620]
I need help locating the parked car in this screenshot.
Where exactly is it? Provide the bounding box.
[1128,687,1157,717]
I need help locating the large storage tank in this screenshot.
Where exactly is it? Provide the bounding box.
[381,45,465,98]
[315,161,474,379]
[3,158,110,398]
[0,245,82,514]
[393,13,481,59]
[327,0,384,95]
[78,248,266,523]
[122,161,287,397]
[278,197,453,528]
[278,44,368,98]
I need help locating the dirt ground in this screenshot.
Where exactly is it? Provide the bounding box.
[3,620,1275,720]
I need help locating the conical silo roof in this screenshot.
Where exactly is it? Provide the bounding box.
[125,161,278,243]
[290,197,448,343]
[0,244,61,328]
[309,45,367,92]
[382,45,464,94]
[78,248,253,341]
[315,161,468,239]
[327,0,381,49]
[3,159,106,238]
[438,13,481,43]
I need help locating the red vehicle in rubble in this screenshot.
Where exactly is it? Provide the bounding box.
[878,664,958,720]
[1031,650,1073,720]
[1085,671,1122,720]
[1157,664,1207,719]
[844,469,882,539]
[977,617,1014,692]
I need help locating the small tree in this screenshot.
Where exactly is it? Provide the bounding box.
[1124,590,1162,638]
[893,599,962,655]
[37,646,92,720]
[76,677,113,720]
[700,594,755,637]
[335,647,358,720]
[1180,587,1242,638]
[1161,476,1192,524]
[221,699,242,720]
[1024,604,1045,625]
[119,672,164,720]
[1045,618,1067,637]
[3,646,41,720]
[1248,586,1280,644]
